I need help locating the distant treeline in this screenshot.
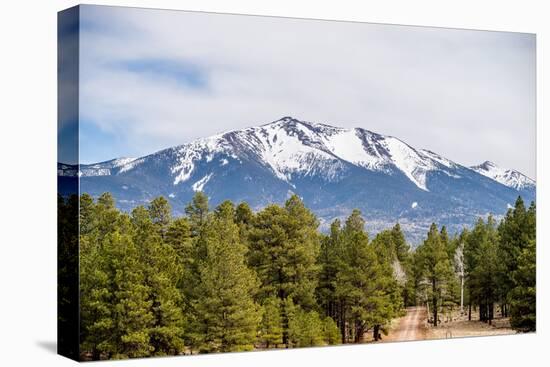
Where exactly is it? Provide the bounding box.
[57,192,535,360]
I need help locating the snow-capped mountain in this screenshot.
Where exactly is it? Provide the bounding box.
[79,157,139,177]
[74,116,535,243]
[470,161,535,191]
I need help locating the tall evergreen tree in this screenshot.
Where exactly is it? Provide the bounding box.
[497,196,527,312]
[191,202,261,353]
[79,193,95,235]
[235,201,254,226]
[147,196,172,238]
[165,217,193,260]
[247,195,320,344]
[417,223,455,326]
[391,223,410,263]
[181,192,212,345]
[108,231,155,359]
[131,204,186,356]
[369,230,403,340]
[507,200,536,331]
[334,210,378,342]
[82,229,155,359]
[509,238,536,331]
[316,220,341,322]
[467,216,499,323]
[185,192,209,234]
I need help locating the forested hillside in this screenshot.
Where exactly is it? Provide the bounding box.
[57,193,535,360]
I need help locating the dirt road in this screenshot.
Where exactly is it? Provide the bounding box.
[384,307,427,342]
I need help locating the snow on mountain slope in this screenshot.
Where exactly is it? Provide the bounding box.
[379,136,436,191]
[80,157,138,176]
[78,117,531,194]
[235,119,342,182]
[229,117,463,191]
[192,173,213,192]
[320,127,384,169]
[470,161,535,190]
[171,134,232,185]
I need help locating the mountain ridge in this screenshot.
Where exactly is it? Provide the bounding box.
[72,116,535,243]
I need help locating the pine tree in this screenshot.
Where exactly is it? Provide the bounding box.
[417,223,455,327]
[165,217,193,260]
[316,220,341,323]
[369,230,403,340]
[235,201,254,226]
[509,238,536,331]
[109,232,155,359]
[282,195,321,309]
[80,197,135,360]
[440,226,453,258]
[131,206,186,356]
[507,200,536,331]
[259,296,283,348]
[185,192,209,234]
[80,241,111,359]
[82,229,155,359]
[146,242,186,356]
[235,201,254,245]
[147,196,172,238]
[334,209,378,342]
[403,249,424,307]
[181,192,212,346]
[321,316,341,345]
[497,197,526,312]
[247,195,320,344]
[467,216,499,323]
[79,193,95,235]
[92,192,122,240]
[285,298,324,348]
[191,202,261,353]
[391,223,410,263]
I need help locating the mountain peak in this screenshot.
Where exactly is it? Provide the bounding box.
[278,116,296,122]
[470,161,534,190]
[480,160,497,169]
[268,116,302,125]
[269,116,318,129]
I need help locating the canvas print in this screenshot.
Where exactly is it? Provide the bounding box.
[57,5,536,361]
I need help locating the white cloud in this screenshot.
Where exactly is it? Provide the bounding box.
[79,5,536,178]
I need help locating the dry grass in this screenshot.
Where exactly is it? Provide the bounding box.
[426,308,516,340]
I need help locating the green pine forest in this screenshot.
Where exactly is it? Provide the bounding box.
[58,192,536,360]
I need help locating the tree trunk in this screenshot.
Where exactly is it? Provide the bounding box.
[468,302,472,321]
[340,301,346,344]
[355,320,364,343]
[92,348,101,361]
[282,304,289,347]
[373,325,381,341]
[479,302,484,321]
[432,278,438,327]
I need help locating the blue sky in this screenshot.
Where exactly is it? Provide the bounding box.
[77,5,536,177]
